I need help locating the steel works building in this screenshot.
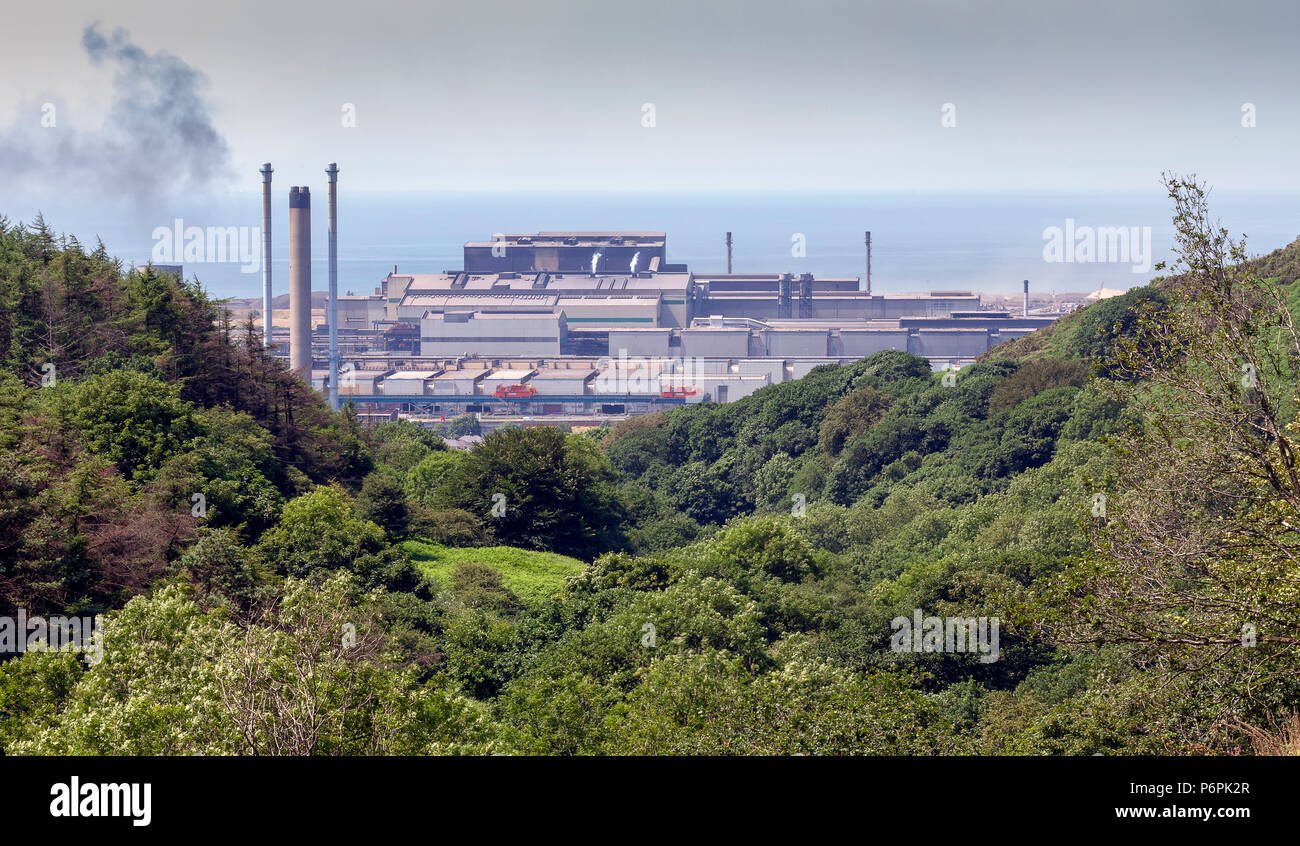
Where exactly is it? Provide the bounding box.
[304,230,1058,417]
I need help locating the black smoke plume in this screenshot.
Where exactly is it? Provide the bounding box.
[0,23,231,200]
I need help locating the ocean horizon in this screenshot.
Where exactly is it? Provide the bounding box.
[5,189,1297,300]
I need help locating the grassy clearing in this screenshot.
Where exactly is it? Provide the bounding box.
[403,539,586,603]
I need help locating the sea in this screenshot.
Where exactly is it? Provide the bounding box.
[4,190,1298,300]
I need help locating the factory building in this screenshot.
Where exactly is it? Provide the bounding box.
[690,274,979,320]
[840,327,911,357]
[247,151,1060,425]
[430,368,487,396]
[420,311,566,358]
[337,294,387,330]
[337,369,388,396]
[607,328,675,358]
[284,224,1065,422]
[663,315,1055,360]
[481,368,538,395]
[531,366,598,395]
[382,370,443,395]
[309,230,1049,371]
[389,271,693,328]
[680,324,753,358]
[463,232,669,274]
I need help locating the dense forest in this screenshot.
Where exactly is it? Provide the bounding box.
[2,178,1298,755]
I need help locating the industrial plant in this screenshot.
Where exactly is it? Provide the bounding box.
[251,164,1061,426]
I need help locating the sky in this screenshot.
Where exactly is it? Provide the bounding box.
[0,0,1297,197]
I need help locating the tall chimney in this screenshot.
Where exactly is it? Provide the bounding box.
[864,231,872,296]
[1023,279,1029,317]
[326,163,340,411]
[259,163,273,347]
[725,231,733,274]
[288,186,312,379]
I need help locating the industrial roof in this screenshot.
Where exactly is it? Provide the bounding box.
[464,231,665,248]
[532,368,597,380]
[431,370,485,380]
[694,274,860,283]
[385,370,442,380]
[554,294,662,304]
[422,309,566,320]
[411,294,559,310]
[485,369,537,380]
[403,272,689,295]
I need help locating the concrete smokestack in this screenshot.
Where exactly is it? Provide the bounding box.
[288,186,312,379]
[865,231,872,296]
[1023,279,1029,317]
[725,231,733,274]
[259,163,273,347]
[326,163,340,411]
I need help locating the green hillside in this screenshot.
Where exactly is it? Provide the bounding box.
[403,541,585,603]
[3,181,1298,756]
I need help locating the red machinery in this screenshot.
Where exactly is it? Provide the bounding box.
[494,384,538,398]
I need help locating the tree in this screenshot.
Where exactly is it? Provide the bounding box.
[986,359,1088,414]
[357,470,410,538]
[68,369,200,481]
[404,450,463,508]
[603,654,967,755]
[819,386,892,457]
[8,577,502,755]
[441,428,626,559]
[1043,175,1300,734]
[255,486,422,593]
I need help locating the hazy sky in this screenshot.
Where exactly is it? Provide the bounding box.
[1,0,1297,197]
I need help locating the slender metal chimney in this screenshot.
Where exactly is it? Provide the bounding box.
[288,186,312,379]
[326,163,340,411]
[1023,279,1029,317]
[259,163,273,347]
[865,231,872,296]
[725,231,733,274]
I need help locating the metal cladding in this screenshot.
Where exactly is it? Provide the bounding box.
[778,273,792,318]
[326,163,340,411]
[259,163,273,347]
[288,186,312,379]
[864,231,872,296]
[463,232,666,274]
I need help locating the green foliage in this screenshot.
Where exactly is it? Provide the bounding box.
[987,358,1088,414]
[408,506,492,547]
[1074,286,1171,372]
[603,655,968,755]
[0,650,84,750]
[256,486,425,594]
[819,386,892,457]
[66,369,200,481]
[6,577,501,755]
[357,470,411,538]
[6,212,1300,756]
[404,450,463,508]
[403,540,585,604]
[439,427,627,559]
